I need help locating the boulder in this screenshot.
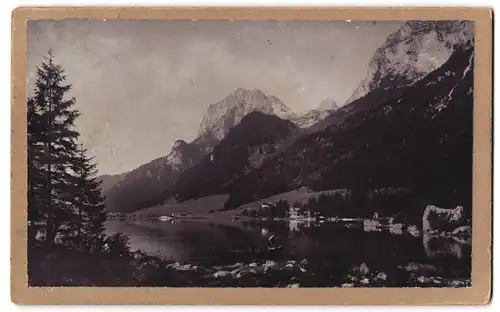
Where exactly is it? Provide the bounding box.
[417,276,431,284]
[451,225,472,238]
[422,205,466,233]
[235,271,248,279]
[376,272,387,281]
[173,264,196,271]
[226,262,244,269]
[450,279,470,287]
[432,278,443,285]
[215,262,243,271]
[402,262,438,276]
[213,271,230,278]
[264,260,278,272]
[341,283,354,288]
[359,262,370,276]
[230,268,240,276]
[351,262,370,276]
[251,265,265,274]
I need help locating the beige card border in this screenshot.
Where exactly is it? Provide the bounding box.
[11,7,492,305]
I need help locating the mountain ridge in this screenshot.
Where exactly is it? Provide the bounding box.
[223,45,474,219]
[100,88,328,213]
[100,20,475,215]
[346,20,473,105]
[173,111,300,202]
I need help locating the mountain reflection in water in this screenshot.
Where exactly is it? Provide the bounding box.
[105,219,471,279]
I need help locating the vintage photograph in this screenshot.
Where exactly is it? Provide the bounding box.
[26,18,474,288]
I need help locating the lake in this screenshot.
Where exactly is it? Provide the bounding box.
[104,219,472,286]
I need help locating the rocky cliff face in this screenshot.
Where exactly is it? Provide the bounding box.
[346,20,473,104]
[225,45,474,213]
[318,98,338,111]
[102,89,297,213]
[101,21,475,217]
[293,99,339,128]
[102,132,218,213]
[197,88,295,140]
[174,111,299,202]
[166,139,190,171]
[197,88,338,135]
[101,88,342,212]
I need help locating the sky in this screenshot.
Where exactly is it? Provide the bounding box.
[27,19,402,175]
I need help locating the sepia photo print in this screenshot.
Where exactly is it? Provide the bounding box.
[26,17,476,289]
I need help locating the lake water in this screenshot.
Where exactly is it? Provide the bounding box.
[104,219,472,282]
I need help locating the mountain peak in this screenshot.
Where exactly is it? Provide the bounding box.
[197,89,294,140]
[345,20,473,105]
[172,139,188,149]
[317,98,338,111]
[230,88,264,97]
[232,87,247,94]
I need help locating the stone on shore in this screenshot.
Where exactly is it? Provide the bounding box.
[376,272,387,281]
[422,205,465,233]
[264,260,278,272]
[417,276,431,284]
[402,262,438,276]
[213,271,230,278]
[359,262,370,276]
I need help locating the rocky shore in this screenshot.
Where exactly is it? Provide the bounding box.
[139,257,471,288]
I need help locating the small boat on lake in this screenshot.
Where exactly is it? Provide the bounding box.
[268,234,284,251]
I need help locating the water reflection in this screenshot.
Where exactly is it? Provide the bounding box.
[389,227,403,235]
[422,233,471,260]
[363,220,382,232]
[289,219,313,232]
[105,219,471,279]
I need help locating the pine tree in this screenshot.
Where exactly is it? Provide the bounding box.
[27,97,45,243]
[28,49,80,247]
[72,144,107,252]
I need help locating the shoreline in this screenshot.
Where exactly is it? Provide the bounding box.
[29,243,472,288]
